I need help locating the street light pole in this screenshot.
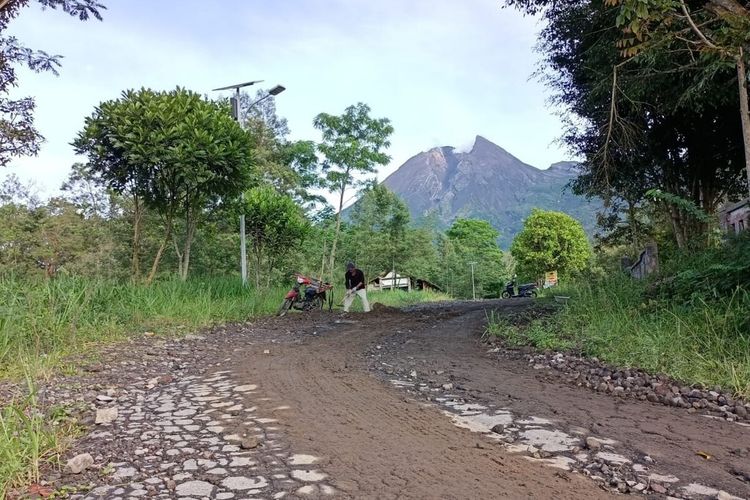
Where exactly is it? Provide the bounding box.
[469,261,477,300]
[211,80,285,287]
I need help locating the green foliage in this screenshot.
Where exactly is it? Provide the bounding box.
[485,312,575,351]
[240,91,326,210]
[440,218,508,298]
[341,289,450,312]
[243,186,310,289]
[0,377,75,498]
[314,103,394,197]
[657,233,750,302]
[487,275,750,397]
[348,184,411,277]
[504,0,747,249]
[0,1,104,168]
[645,189,712,224]
[0,276,285,378]
[73,87,256,282]
[511,209,592,280]
[313,102,393,281]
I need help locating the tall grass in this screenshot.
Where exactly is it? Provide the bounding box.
[0,275,288,498]
[343,289,451,312]
[488,275,750,397]
[0,374,74,497]
[0,276,285,379]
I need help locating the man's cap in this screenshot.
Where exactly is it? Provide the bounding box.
[346,262,355,270]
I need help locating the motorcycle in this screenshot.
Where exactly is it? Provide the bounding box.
[278,273,333,316]
[501,277,538,299]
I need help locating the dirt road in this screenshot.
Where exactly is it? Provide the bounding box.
[36,299,750,499]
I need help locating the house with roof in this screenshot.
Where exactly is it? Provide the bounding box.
[720,198,750,234]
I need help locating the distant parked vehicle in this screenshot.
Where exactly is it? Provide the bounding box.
[501,276,538,299]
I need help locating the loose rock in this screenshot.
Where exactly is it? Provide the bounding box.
[65,453,94,474]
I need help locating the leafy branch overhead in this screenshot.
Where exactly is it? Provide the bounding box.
[0,0,105,167]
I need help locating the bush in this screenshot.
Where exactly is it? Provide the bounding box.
[656,233,750,302]
[487,274,750,397]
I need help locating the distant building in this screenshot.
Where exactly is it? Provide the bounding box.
[720,198,750,234]
[367,271,443,293]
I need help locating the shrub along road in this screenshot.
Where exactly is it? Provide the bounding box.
[13,299,750,499]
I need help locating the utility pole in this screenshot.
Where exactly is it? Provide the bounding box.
[469,261,477,300]
[211,80,285,286]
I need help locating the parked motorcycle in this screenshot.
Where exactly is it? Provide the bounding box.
[501,277,538,299]
[278,273,333,316]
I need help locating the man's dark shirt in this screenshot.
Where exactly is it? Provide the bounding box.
[345,269,365,290]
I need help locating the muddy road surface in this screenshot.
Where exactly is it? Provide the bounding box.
[31,299,750,499]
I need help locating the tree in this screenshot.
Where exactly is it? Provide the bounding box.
[349,184,410,279]
[444,218,507,298]
[73,87,256,283]
[314,103,393,281]
[239,90,325,210]
[243,185,310,289]
[511,209,592,279]
[0,0,104,167]
[609,0,750,197]
[504,0,746,248]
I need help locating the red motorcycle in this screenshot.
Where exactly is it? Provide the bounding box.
[277,273,334,316]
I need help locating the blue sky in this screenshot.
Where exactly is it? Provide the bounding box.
[5,0,568,202]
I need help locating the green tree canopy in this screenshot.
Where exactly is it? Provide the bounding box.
[73,87,256,283]
[243,185,310,289]
[313,102,393,280]
[348,184,411,278]
[503,0,747,249]
[443,218,507,298]
[511,209,592,279]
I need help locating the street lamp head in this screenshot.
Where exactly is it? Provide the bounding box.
[211,80,263,92]
[268,85,286,96]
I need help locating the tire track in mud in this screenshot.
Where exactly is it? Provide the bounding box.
[365,303,750,499]
[232,313,612,499]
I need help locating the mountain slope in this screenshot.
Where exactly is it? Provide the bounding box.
[381,136,598,248]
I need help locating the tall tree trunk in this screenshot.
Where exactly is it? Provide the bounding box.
[180,216,197,281]
[319,238,327,284]
[327,178,347,283]
[669,207,687,249]
[737,49,750,199]
[255,248,262,290]
[131,195,142,281]
[172,233,183,278]
[146,214,173,285]
[627,199,639,254]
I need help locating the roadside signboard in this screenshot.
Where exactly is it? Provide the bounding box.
[544,270,558,288]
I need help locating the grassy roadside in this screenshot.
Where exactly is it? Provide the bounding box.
[0,276,286,380]
[0,276,286,497]
[486,276,750,398]
[342,289,451,311]
[0,276,449,496]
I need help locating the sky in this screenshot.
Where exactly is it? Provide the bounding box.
[4,0,568,205]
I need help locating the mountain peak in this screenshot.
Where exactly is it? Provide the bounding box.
[379,135,597,248]
[470,135,502,153]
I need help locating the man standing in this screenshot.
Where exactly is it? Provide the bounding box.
[343,262,370,313]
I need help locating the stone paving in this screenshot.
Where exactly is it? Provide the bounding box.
[386,375,746,500]
[66,371,335,499]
